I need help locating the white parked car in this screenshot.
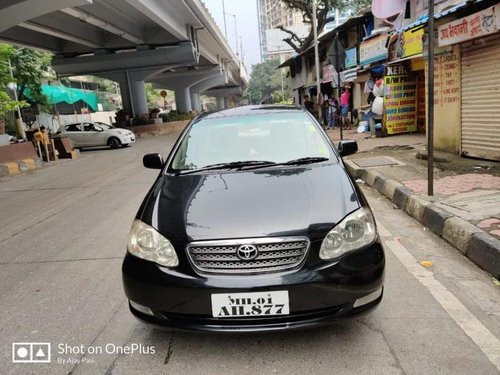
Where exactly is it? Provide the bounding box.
[57,122,135,149]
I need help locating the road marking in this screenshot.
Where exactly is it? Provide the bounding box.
[376,220,392,237]
[384,238,500,371]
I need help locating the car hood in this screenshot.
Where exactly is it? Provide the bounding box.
[140,163,361,244]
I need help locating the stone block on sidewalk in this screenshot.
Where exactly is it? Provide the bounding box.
[363,169,381,187]
[422,205,454,237]
[443,217,483,254]
[393,186,413,210]
[344,160,363,178]
[383,180,403,201]
[467,232,500,279]
[374,175,387,194]
[405,195,431,222]
[0,162,20,177]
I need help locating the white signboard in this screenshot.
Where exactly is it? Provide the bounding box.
[438,5,499,46]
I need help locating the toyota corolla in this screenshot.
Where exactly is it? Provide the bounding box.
[122,105,385,332]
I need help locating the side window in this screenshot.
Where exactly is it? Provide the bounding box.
[83,123,94,132]
[65,124,80,132]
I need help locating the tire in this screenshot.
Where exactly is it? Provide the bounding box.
[108,137,120,149]
[122,143,130,148]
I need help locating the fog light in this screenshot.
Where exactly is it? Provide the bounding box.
[353,288,382,308]
[129,300,154,316]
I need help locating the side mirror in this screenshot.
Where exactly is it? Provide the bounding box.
[338,140,358,157]
[143,153,164,169]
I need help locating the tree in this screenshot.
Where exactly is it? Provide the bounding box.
[278,0,371,53]
[247,59,291,104]
[0,45,28,119]
[7,45,52,107]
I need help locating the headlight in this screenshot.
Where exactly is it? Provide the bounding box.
[118,131,128,135]
[319,207,377,260]
[127,220,179,267]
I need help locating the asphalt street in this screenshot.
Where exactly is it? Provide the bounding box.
[0,134,499,375]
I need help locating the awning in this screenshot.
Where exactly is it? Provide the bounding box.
[387,53,423,65]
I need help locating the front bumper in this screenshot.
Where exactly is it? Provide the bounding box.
[122,242,384,333]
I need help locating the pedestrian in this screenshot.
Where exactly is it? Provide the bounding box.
[303,94,314,114]
[327,98,338,130]
[340,87,351,130]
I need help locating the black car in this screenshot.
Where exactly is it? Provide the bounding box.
[122,105,385,332]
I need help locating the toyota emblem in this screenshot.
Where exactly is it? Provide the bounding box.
[236,244,259,261]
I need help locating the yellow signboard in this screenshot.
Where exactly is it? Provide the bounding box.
[383,65,417,135]
[402,27,424,58]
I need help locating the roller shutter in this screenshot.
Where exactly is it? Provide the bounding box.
[461,33,500,161]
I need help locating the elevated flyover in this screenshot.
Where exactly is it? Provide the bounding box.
[0,0,247,114]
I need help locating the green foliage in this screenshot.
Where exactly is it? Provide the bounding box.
[0,91,28,117]
[7,45,52,106]
[0,44,52,118]
[280,0,370,52]
[247,59,291,104]
[160,111,196,123]
[145,83,161,107]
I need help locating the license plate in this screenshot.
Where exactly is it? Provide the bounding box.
[211,291,289,318]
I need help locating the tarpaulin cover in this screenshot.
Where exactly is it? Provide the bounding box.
[25,84,98,110]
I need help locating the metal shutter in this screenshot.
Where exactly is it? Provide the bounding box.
[461,33,500,161]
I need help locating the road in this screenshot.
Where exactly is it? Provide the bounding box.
[1,134,499,375]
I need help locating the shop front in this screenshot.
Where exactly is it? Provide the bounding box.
[438,4,500,161]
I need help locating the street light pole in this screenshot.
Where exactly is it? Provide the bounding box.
[224,12,239,57]
[312,0,322,121]
[221,0,228,39]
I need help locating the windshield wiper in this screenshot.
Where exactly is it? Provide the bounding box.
[279,157,330,166]
[178,160,276,174]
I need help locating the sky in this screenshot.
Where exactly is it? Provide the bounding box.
[202,0,261,73]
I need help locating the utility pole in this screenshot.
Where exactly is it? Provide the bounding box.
[427,0,435,196]
[312,0,322,121]
[224,12,239,57]
[335,34,343,140]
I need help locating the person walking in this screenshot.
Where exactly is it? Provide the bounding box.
[340,87,351,130]
[327,98,338,130]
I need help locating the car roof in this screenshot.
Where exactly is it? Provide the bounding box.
[197,105,305,121]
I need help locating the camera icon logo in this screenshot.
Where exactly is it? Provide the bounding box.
[12,343,51,363]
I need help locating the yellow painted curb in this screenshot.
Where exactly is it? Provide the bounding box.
[21,159,37,170]
[4,162,20,176]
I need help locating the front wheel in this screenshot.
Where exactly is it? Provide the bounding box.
[108,137,120,149]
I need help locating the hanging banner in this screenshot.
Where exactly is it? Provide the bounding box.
[438,5,498,46]
[359,34,389,65]
[345,48,357,68]
[383,64,417,135]
[322,64,336,83]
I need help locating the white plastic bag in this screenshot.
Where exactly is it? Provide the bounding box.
[372,96,384,115]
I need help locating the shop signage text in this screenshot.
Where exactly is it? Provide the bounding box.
[438,5,499,46]
[383,64,417,135]
[360,34,388,66]
[322,64,336,84]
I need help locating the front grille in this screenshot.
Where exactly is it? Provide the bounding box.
[187,237,310,275]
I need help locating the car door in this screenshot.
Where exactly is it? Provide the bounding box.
[62,124,85,147]
[82,123,106,146]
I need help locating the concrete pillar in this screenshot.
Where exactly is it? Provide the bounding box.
[175,87,192,113]
[190,92,201,113]
[130,80,148,116]
[216,96,225,110]
[224,96,231,109]
[118,76,148,117]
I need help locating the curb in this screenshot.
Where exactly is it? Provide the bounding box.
[345,161,500,279]
[0,158,41,177]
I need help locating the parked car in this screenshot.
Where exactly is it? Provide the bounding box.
[122,105,385,332]
[56,121,135,149]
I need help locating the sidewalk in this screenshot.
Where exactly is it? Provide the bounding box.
[328,128,500,279]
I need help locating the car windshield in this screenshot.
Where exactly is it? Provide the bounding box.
[97,123,114,129]
[169,111,334,172]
